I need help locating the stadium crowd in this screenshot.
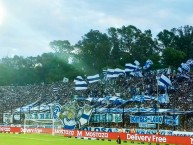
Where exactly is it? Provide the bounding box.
[0,69,193,132]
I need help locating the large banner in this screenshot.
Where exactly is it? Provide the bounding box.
[164,115,179,126]
[90,114,122,123]
[81,126,193,137]
[130,115,163,124]
[0,126,20,133]
[3,113,13,124]
[19,127,193,145]
[81,126,121,132]
[1,126,193,145]
[19,127,193,138]
[37,128,193,145]
[25,112,51,120]
[138,123,156,128]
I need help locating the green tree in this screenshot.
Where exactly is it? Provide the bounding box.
[157,29,176,49]
[0,63,14,85]
[172,25,193,59]
[162,48,186,68]
[107,27,122,67]
[157,25,193,60]
[49,40,74,54]
[76,29,111,74]
[117,25,159,66]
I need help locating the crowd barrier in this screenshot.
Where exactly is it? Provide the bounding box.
[1,126,193,145]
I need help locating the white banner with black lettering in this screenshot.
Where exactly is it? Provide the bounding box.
[130,115,163,124]
[25,112,51,120]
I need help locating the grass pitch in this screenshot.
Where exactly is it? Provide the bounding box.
[0,133,175,145]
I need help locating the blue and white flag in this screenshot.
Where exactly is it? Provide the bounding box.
[62,101,78,130]
[130,71,143,77]
[179,73,190,79]
[134,60,140,66]
[167,66,171,75]
[158,94,169,104]
[157,80,166,90]
[87,74,100,83]
[106,69,116,78]
[102,69,107,77]
[181,63,190,72]
[113,68,125,77]
[75,81,87,90]
[143,59,153,70]
[53,87,59,92]
[177,60,192,79]
[159,74,172,87]
[132,95,154,102]
[186,59,193,67]
[108,96,125,105]
[177,67,183,73]
[85,98,94,102]
[79,104,93,127]
[125,63,138,72]
[74,76,84,82]
[165,115,179,126]
[53,104,62,119]
[63,118,76,129]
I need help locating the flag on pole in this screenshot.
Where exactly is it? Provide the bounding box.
[167,66,171,75]
[186,59,193,67]
[106,69,115,78]
[63,118,76,130]
[113,68,125,77]
[52,104,62,120]
[125,63,138,72]
[181,63,190,72]
[143,59,153,70]
[87,74,100,83]
[75,81,87,90]
[79,104,93,127]
[74,76,84,82]
[134,60,140,66]
[159,74,172,87]
[158,94,170,104]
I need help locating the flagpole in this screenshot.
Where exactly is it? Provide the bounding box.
[172,81,176,131]
[156,80,159,132]
[108,100,110,128]
[122,104,125,128]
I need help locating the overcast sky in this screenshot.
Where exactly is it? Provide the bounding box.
[0,0,193,59]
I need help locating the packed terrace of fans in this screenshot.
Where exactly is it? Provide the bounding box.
[0,69,193,131]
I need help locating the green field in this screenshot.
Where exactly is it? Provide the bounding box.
[0,133,175,145]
